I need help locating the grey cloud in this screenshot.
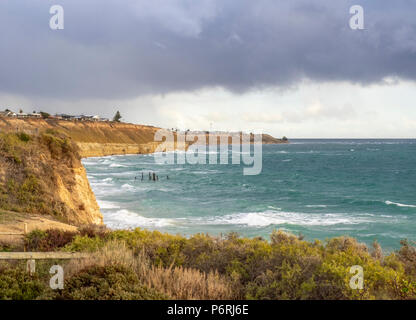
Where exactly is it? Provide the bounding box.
[0,0,415,101]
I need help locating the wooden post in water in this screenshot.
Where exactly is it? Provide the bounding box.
[153,173,156,181]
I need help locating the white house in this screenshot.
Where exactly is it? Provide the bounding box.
[17,112,28,118]
[30,112,42,118]
[0,110,17,117]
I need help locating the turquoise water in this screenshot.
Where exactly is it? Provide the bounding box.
[82,139,416,251]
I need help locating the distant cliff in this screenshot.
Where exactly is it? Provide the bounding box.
[0,118,167,158]
[0,118,287,158]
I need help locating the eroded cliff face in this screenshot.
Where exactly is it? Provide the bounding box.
[76,141,163,158]
[55,165,102,225]
[0,118,164,157]
[0,118,286,158]
[0,130,103,225]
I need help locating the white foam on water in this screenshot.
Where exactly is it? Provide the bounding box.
[385,201,416,208]
[146,187,174,193]
[87,173,114,177]
[82,160,100,166]
[104,209,173,229]
[109,171,137,177]
[199,210,374,227]
[267,206,281,210]
[196,150,222,155]
[92,186,126,197]
[305,205,328,208]
[191,170,220,175]
[121,183,135,191]
[90,181,113,187]
[97,200,120,209]
[109,163,128,168]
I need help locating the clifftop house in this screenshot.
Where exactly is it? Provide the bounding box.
[55,114,107,121]
[0,109,41,118]
[0,110,17,117]
[0,110,109,122]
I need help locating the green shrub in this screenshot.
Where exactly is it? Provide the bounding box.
[5,226,416,300]
[25,227,110,252]
[59,265,167,300]
[99,229,416,300]
[25,229,77,252]
[396,240,416,278]
[79,224,110,239]
[64,235,106,252]
[16,132,31,142]
[0,267,45,300]
[40,112,50,119]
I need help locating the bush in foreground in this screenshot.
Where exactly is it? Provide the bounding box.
[60,265,167,300]
[0,267,45,300]
[3,228,416,300]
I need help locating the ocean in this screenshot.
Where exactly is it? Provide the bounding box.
[82,139,416,251]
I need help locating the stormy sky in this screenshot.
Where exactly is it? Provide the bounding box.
[0,0,415,138]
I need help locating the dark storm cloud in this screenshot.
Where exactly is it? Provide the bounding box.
[0,0,415,99]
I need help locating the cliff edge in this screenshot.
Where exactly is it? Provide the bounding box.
[0,130,102,225]
[0,118,287,158]
[0,118,166,158]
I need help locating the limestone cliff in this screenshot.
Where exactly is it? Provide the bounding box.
[0,130,102,225]
[0,118,165,158]
[76,142,163,158]
[0,118,287,158]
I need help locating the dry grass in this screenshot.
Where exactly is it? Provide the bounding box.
[140,265,233,300]
[65,241,136,277]
[65,240,234,300]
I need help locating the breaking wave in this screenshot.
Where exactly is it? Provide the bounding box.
[385,201,416,208]
[105,209,174,229]
[196,210,374,227]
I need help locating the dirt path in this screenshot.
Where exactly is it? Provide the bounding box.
[0,210,78,247]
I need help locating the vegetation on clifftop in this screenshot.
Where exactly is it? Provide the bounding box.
[1,227,415,300]
[0,131,80,220]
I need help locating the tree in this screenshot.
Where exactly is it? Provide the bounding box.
[113,111,122,122]
[40,111,50,119]
[282,136,288,142]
